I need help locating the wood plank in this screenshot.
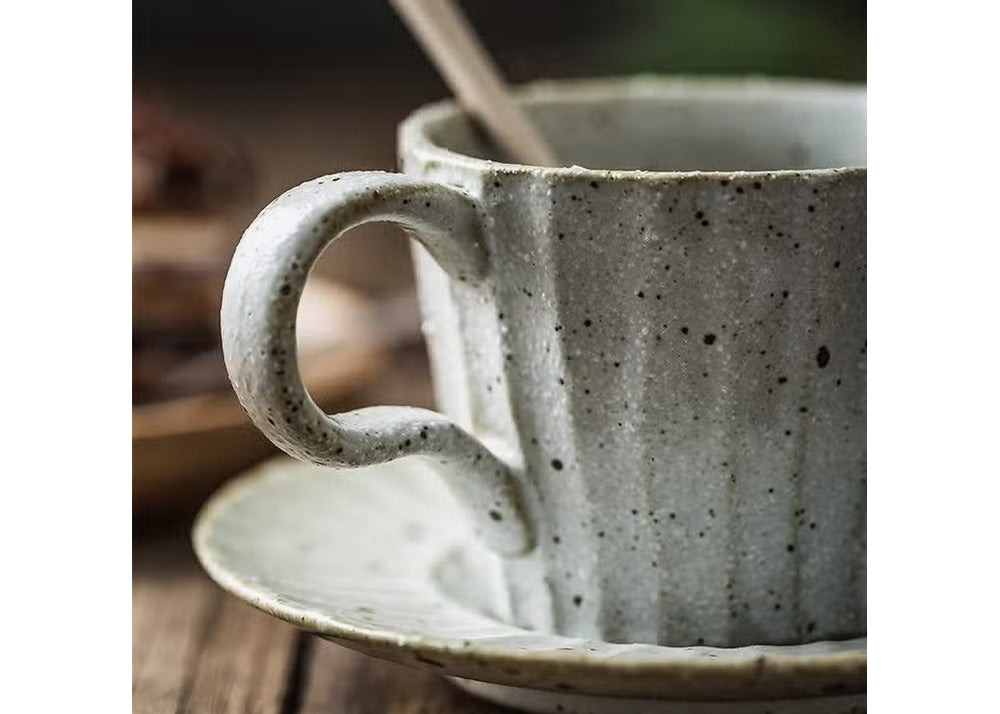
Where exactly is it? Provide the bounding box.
[299,636,508,714]
[133,536,218,714]
[133,531,301,714]
[178,592,299,714]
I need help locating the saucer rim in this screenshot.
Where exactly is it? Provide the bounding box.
[193,459,866,701]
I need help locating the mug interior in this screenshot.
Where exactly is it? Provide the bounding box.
[421,77,866,173]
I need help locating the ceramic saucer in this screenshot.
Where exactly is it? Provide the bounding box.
[193,458,866,714]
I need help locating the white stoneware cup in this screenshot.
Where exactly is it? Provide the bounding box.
[221,77,866,648]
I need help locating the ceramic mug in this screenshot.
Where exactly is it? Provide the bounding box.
[222,77,866,648]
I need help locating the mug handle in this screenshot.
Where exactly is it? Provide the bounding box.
[222,171,533,556]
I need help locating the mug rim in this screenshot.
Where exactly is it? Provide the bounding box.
[399,75,867,180]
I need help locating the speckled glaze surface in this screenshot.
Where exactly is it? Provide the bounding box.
[193,457,865,712]
[221,77,867,648]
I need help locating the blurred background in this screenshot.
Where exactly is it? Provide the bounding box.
[132,0,865,518]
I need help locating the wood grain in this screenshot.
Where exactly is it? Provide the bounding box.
[133,539,217,714]
[300,636,508,714]
[133,533,295,714]
[178,595,298,713]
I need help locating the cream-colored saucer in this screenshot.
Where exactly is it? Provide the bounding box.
[193,458,865,714]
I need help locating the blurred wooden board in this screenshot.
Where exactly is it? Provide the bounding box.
[133,214,237,265]
[133,278,388,512]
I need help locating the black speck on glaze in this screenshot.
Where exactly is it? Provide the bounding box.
[703,333,717,345]
[816,345,831,368]
[551,459,564,470]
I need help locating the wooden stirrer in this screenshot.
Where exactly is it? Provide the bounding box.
[388,0,559,167]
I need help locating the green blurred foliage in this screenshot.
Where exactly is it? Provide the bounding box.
[593,0,865,81]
